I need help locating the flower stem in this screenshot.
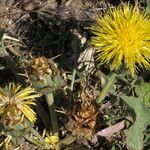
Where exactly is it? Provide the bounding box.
[45,93,58,135]
[96,73,117,104]
[70,69,76,91]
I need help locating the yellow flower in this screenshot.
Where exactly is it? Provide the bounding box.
[44,134,59,150]
[0,83,39,125]
[91,4,150,75]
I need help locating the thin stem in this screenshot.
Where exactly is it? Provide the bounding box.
[45,93,58,135]
[67,69,76,109]
[70,69,76,91]
[96,73,117,104]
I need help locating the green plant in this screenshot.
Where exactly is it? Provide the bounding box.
[91,3,150,149]
[91,4,150,105]
[0,83,40,148]
[28,57,66,136]
[122,96,150,150]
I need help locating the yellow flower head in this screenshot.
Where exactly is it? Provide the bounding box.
[0,83,39,125]
[44,134,59,150]
[91,4,150,75]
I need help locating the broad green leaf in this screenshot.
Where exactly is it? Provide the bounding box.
[122,96,150,150]
[135,82,150,107]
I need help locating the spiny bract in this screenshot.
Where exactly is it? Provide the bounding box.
[91,4,150,75]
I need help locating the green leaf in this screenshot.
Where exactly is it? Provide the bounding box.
[122,96,150,150]
[38,12,61,26]
[0,64,5,70]
[32,81,45,90]
[146,0,150,14]
[45,87,54,95]
[111,144,122,150]
[10,129,22,138]
[44,75,55,87]
[54,74,65,88]
[135,82,150,107]
[30,74,39,81]
[71,36,82,60]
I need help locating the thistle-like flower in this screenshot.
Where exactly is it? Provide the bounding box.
[0,83,39,125]
[91,4,150,75]
[44,134,59,150]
